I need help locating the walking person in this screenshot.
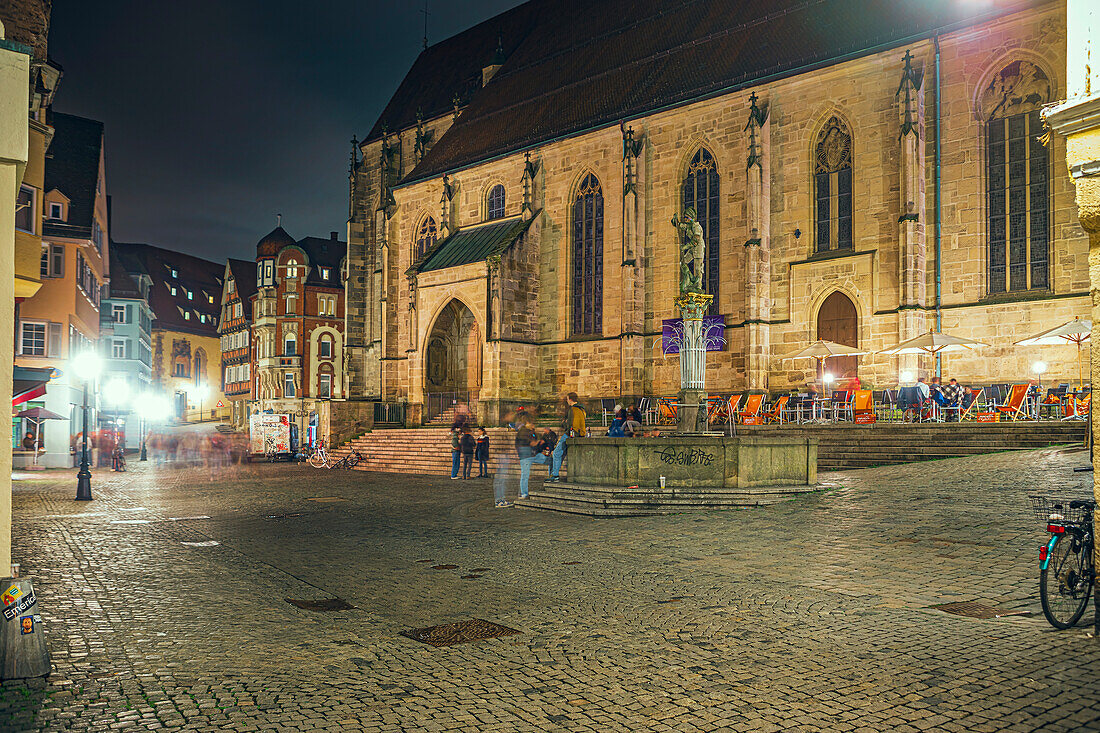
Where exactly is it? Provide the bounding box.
[460,427,475,479]
[475,428,490,477]
[519,426,556,499]
[496,417,536,507]
[449,428,461,480]
[549,392,585,483]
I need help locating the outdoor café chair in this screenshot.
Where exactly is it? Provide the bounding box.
[600,398,617,427]
[781,394,802,424]
[738,394,765,423]
[831,390,853,421]
[959,387,983,421]
[877,389,898,421]
[766,394,790,424]
[995,384,1030,421]
[656,397,678,425]
[639,397,657,425]
[852,390,874,421]
[707,395,731,425]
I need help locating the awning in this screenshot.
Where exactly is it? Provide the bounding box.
[13,366,54,408]
[412,216,534,273]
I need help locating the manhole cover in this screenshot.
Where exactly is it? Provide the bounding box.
[432,564,458,570]
[307,497,346,503]
[400,618,521,647]
[285,598,355,612]
[929,602,1029,619]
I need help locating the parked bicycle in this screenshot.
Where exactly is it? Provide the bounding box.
[308,444,362,469]
[1031,495,1096,629]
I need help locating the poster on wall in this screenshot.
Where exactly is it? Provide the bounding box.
[661,315,726,354]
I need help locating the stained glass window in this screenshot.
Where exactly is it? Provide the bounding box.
[487,184,505,220]
[983,61,1051,293]
[813,117,853,254]
[572,173,603,336]
[682,148,720,313]
[416,216,438,258]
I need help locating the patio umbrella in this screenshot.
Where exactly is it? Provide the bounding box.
[780,340,869,382]
[16,406,66,467]
[878,329,987,356]
[1014,318,1091,388]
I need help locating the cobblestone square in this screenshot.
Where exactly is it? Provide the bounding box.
[2,449,1100,732]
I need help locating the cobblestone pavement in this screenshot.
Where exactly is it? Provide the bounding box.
[2,448,1100,732]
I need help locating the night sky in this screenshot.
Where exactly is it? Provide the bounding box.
[49,0,523,263]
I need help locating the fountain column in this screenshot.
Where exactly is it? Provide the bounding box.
[676,291,713,433]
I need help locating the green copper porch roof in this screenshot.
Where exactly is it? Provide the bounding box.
[414,216,533,273]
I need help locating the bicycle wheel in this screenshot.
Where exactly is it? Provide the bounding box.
[346,453,359,468]
[1040,533,1094,629]
[309,453,326,468]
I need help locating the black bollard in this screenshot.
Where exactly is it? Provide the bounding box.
[0,578,50,679]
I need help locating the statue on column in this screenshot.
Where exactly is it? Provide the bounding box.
[672,207,705,294]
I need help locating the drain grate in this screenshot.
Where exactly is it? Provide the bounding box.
[286,597,355,612]
[930,601,1029,619]
[400,618,521,647]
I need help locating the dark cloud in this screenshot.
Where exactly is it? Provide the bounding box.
[50,0,523,262]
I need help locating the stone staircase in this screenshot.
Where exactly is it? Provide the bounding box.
[327,427,558,479]
[737,421,1087,470]
[325,422,1086,479]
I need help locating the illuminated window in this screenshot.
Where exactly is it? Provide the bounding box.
[571,173,603,336]
[814,116,853,254]
[487,184,505,220]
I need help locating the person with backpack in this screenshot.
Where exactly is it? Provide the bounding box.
[549,392,585,483]
[459,427,476,479]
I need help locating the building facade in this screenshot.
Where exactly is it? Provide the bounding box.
[113,242,226,422]
[14,112,109,466]
[219,258,256,429]
[345,0,1089,424]
[247,227,346,445]
[98,245,153,425]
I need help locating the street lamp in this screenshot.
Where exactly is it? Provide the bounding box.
[1033,361,1048,420]
[135,393,170,461]
[72,350,102,501]
[193,384,210,422]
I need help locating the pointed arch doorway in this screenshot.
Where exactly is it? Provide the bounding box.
[424,299,483,422]
[817,291,858,381]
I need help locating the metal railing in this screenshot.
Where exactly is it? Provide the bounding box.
[426,391,472,423]
[373,401,406,425]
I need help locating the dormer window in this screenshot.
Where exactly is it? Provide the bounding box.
[320,268,329,280]
[171,268,178,278]
[170,285,177,296]
[186,290,193,300]
[48,203,63,220]
[183,311,190,320]
[286,259,298,279]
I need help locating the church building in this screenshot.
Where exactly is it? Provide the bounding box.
[345,0,1087,425]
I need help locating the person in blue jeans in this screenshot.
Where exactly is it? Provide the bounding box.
[449,428,461,480]
[550,392,586,482]
[496,419,536,507]
[519,428,557,499]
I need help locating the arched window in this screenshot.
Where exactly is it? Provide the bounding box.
[285,258,298,279]
[814,116,853,253]
[192,350,206,384]
[572,173,603,336]
[981,60,1052,293]
[318,365,334,398]
[682,148,720,312]
[487,184,505,220]
[284,332,296,356]
[416,216,438,258]
[318,332,334,359]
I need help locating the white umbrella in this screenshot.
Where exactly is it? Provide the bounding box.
[780,340,869,382]
[878,329,987,356]
[1014,318,1091,387]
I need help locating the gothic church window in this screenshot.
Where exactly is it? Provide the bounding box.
[416,216,438,258]
[814,117,853,253]
[681,148,720,312]
[487,184,505,220]
[572,173,603,336]
[982,60,1051,293]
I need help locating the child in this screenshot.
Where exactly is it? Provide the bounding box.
[460,427,476,479]
[475,428,490,477]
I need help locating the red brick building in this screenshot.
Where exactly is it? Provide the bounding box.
[221,227,345,440]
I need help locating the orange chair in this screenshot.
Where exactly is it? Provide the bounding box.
[738,394,765,423]
[995,384,1030,421]
[852,390,874,423]
[960,387,983,421]
[707,396,730,425]
[657,397,678,425]
[764,395,789,424]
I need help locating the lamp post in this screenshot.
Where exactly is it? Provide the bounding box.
[1032,361,1048,421]
[72,351,102,501]
[193,384,210,423]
